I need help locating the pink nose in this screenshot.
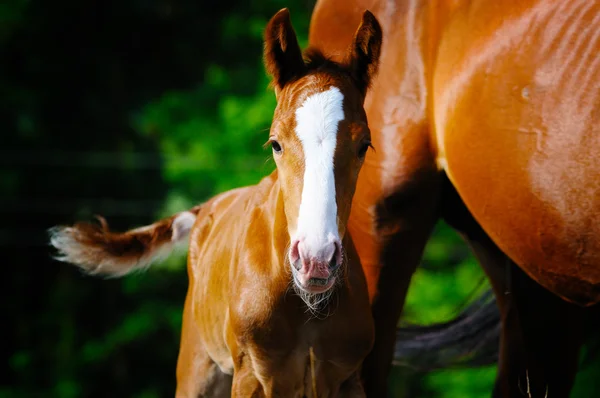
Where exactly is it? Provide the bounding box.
[289,238,342,287]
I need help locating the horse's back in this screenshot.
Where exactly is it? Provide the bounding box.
[435,0,600,305]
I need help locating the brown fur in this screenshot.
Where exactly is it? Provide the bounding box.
[50,205,203,277]
[310,0,600,396]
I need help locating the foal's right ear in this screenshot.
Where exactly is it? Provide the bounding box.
[264,9,306,95]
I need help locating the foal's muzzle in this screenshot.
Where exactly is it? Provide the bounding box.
[289,238,342,293]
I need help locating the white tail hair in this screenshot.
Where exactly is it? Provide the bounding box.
[49,205,202,277]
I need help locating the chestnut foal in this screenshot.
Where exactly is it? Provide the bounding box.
[50,9,382,398]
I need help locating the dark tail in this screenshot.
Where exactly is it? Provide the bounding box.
[49,205,203,277]
[394,289,500,371]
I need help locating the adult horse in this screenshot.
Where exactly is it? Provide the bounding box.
[310,0,600,397]
[51,9,383,398]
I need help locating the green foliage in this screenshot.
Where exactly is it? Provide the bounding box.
[424,367,497,398]
[134,68,277,202]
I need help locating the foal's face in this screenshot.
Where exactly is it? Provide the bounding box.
[271,78,371,294]
[264,9,381,295]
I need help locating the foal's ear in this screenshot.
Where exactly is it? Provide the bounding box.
[264,8,306,94]
[347,10,382,96]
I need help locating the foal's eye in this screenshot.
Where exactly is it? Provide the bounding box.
[358,141,372,158]
[271,140,282,154]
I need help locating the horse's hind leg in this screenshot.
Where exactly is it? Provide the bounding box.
[443,179,585,398]
[461,233,584,397]
[500,262,585,398]
[176,292,232,398]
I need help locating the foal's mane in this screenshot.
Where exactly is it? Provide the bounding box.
[266,47,353,94]
[302,47,373,94]
[303,48,348,73]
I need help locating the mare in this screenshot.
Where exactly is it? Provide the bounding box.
[309,0,600,397]
[50,9,383,398]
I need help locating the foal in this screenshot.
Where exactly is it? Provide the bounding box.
[50,9,382,398]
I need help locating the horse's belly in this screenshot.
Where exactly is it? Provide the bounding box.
[435,0,600,305]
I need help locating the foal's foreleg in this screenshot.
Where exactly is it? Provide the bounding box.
[230,356,263,398]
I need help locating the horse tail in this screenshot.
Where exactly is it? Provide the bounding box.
[393,289,500,370]
[48,205,203,277]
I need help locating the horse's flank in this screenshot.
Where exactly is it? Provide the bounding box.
[312,0,600,306]
[433,0,600,304]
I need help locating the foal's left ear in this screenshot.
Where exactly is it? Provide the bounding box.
[264,9,306,94]
[347,10,382,96]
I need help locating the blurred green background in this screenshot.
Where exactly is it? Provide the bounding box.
[1,0,598,397]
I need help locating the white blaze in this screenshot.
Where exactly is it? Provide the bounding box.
[294,86,344,257]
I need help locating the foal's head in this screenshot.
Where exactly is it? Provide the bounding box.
[264,9,381,297]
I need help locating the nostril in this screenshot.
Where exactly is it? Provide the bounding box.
[328,256,339,272]
[334,241,343,264]
[328,241,342,271]
[289,239,302,270]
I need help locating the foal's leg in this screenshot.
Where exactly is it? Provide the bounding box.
[444,182,585,398]
[176,292,232,398]
[230,355,263,398]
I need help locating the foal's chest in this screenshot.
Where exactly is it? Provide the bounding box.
[239,310,373,397]
[300,320,373,368]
